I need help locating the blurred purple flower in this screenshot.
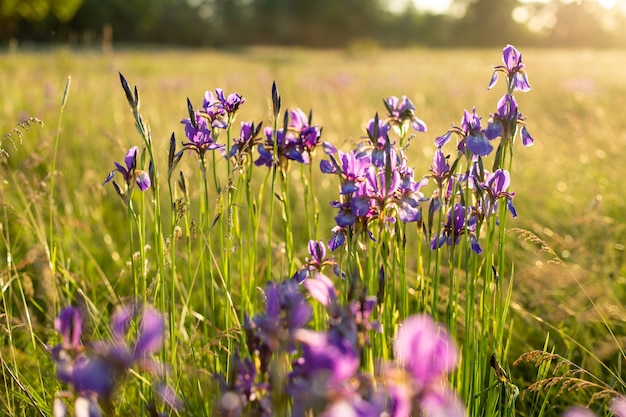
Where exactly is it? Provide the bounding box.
[562,407,595,417]
[394,314,459,386]
[613,396,626,417]
[304,272,337,308]
[419,386,466,417]
[94,304,165,375]
[488,44,531,92]
[103,146,151,192]
[247,280,312,354]
[293,328,359,385]
[54,306,83,350]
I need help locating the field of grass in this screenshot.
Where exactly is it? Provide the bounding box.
[1,46,625,417]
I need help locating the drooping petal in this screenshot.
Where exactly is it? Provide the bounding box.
[434,131,452,149]
[411,116,427,132]
[134,170,151,191]
[487,71,499,90]
[466,133,493,157]
[304,272,336,307]
[520,125,534,146]
[53,397,68,417]
[420,386,466,417]
[352,195,372,218]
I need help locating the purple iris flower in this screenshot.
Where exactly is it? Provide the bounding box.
[200,90,228,129]
[431,204,482,254]
[301,240,337,278]
[321,148,371,195]
[429,149,450,187]
[383,95,427,133]
[436,108,493,157]
[50,307,115,401]
[288,108,322,163]
[477,169,517,218]
[255,126,303,167]
[94,304,166,375]
[215,88,245,114]
[54,306,83,350]
[230,121,263,159]
[393,314,459,386]
[488,44,531,92]
[365,117,392,168]
[304,272,337,308]
[485,94,534,147]
[248,280,312,354]
[181,114,225,157]
[103,146,151,192]
[293,328,359,385]
[328,226,347,251]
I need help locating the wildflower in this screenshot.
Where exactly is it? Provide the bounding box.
[255,108,322,167]
[488,44,531,92]
[93,303,166,376]
[214,352,273,417]
[365,116,392,168]
[436,108,493,157]
[429,149,451,187]
[477,169,517,219]
[230,120,263,159]
[383,95,427,134]
[103,146,151,193]
[431,204,482,254]
[292,328,359,385]
[180,112,225,158]
[393,314,458,386]
[246,280,312,355]
[485,94,534,147]
[562,407,595,417]
[215,88,245,115]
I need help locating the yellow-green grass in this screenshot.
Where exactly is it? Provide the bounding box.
[1,47,625,415]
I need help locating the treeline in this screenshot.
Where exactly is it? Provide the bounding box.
[1,0,624,48]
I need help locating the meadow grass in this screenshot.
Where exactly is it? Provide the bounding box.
[0,46,625,416]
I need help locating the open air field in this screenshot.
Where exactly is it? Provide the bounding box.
[1,46,625,416]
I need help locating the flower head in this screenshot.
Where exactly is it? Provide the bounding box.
[436,108,493,158]
[394,314,459,386]
[488,44,531,92]
[103,146,150,193]
[383,95,427,134]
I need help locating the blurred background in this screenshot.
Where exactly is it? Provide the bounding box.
[1,0,625,49]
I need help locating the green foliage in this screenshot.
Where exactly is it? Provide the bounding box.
[1,48,625,416]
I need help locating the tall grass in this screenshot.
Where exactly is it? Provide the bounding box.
[1,46,625,416]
